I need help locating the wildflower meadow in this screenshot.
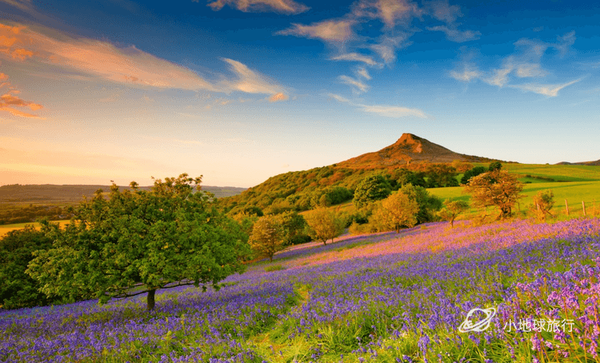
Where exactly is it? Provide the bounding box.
[2,217,599,362]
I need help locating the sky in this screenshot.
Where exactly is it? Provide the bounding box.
[0,0,599,188]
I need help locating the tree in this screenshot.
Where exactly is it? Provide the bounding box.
[425,164,459,188]
[532,190,554,221]
[278,211,309,245]
[304,208,345,245]
[461,166,487,185]
[353,175,392,208]
[0,226,84,309]
[464,169,523,220]
[399,184,443,224]
[374,191,419,232]
[26,174,250,311]
[438,199,470,228]
[488,161,502,171]
[249,215,284,262]
[391,168,427,189]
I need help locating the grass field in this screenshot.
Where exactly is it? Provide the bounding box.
[0,221,69,238]
[498,163,600,181]
[429,180,600,218]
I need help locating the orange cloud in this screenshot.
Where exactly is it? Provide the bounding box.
[0,72,44,118]
[269,92,288,102]
[0,23,216,91]
[278,19,355,43]
[0,23,288,97]
[0,23,35,60]
[221,58,286,97]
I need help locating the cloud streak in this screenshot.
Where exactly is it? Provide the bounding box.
[510,78,582,97]
[328,93,427,118]
[330,52,378,66]
[0,23,288,100]
[0,72,44,118]
[339,75,369,93]
[206,0,309,14]
[278,19,355,43]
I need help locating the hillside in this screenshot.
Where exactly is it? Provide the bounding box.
[337,133,494,169]
[221,133,499,214]
[558,159,600,166]
[221,133,600,215]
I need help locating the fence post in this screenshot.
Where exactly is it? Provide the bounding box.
[582,201,586,216]
[565,199,569,216]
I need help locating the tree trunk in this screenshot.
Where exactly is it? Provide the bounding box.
[147,289,156,311]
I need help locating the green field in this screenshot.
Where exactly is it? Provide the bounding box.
[0,221,69,238]
[429,180,600,218]
[497,163,600,182]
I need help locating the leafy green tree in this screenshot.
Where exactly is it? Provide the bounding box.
[391,169,427,189]
[249,215,284,262]
[0,226,80,309]
[304,208,345,245]
[373,192,419,232]
[26,174,250,311]
[438,199,470,228]
[464,169,523,220]
[399,184,443,224]
[353,175,392,208]
[488,161,502,171]
[460,166,487,185]
[425,164,459,188]
[277,211,309,245]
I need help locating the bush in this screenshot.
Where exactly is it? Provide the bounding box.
[0,226,78,309]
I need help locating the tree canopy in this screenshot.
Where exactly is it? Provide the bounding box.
[374,191,419,232]
[353,175,392,208]
[26,174,250,310]
[0,226,82,309]
[304,208,345,245]
[249,215,284,262]
[464,169,523,220]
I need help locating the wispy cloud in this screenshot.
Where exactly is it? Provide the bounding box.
[206,0,309,14]
[451,31,580,98]
[339,75,369,93]
[426,0,462,23]
[278,19,356,43]
[0,23,288,100]
[510,78,582,97]
[0,0,33,12]
[356,67,371,80]
[221,58,287,98]
[358,104,427,118]
[370,34,412,64]
[449,66,481,82]
[352,0,421,29]
[427,25,480,42]
[330,52,378,66]
[277,0,477,69]
[269,92,288,102]
[0,73,44,118]
[328,92,427,118]
[327,93,350,103]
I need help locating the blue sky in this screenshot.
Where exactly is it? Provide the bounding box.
[1,0,599,187]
